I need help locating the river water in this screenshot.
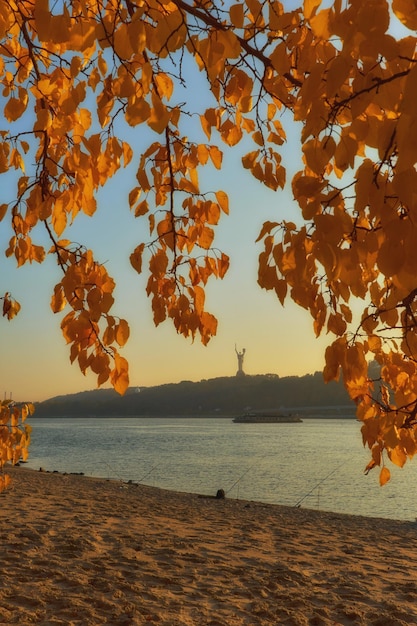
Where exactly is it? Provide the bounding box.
[24,417,417,521]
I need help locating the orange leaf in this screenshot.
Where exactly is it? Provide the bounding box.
[215,190,229,214]
[392,0,417,30]
[148,92,170,134]
[198,226,214,249]
[51,285,67,313]
[111,354,129,395]
[304,0,322,19]
[310,8,332,39]
[149,249,168,278]
[4,96,28,122]
[115,319,130,347]
[379,466,391,486]
[130,243,145,274]
[125,98,151,127]
[230,3,244,27]
[209,146,223,169]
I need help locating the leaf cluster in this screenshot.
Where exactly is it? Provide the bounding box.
[0,399,33,491]
[2,0,417,481]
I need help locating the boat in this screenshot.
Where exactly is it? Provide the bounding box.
[232,412,302,424]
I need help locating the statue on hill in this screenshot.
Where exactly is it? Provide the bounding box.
[235,345,246,377]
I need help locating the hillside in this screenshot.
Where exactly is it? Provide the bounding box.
[35,373,355,418]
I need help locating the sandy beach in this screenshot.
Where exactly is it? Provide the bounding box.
[0,467,416,625]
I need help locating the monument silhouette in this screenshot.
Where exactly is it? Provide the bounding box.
[235,345,246,377]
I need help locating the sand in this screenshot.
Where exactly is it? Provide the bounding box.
[0,466,416,626]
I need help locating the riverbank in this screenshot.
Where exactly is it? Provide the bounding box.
[0,466,416,625]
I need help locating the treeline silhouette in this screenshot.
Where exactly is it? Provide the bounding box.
[35,373,355,418]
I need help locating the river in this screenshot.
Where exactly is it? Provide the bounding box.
[24,417,417,521]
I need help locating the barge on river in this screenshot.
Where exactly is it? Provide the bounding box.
[232,412,302,424]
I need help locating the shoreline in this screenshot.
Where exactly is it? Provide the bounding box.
[1,466,416,625]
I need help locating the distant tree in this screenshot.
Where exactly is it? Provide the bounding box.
[1,0,417,483]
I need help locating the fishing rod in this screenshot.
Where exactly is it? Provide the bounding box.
[137,463,160,483]
[101,460,126,481]
[100,459,160,484]
[294,455,353,508]
[226,453,271,497]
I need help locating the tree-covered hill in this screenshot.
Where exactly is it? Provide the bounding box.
[35,373,355,418]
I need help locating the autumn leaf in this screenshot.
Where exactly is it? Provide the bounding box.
[4,94,28,122]
[209,146,223,169]
[115,319,130,347]
[110,354,129,395]
[130,243,145,274]
[392,0,417,30]
[215,190,229,214]
[0,400,33,488]
[51,284,67,313]
[304,0,322,20]
[379,466,391,487]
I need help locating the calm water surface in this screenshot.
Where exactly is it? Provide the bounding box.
[25,417,417,521]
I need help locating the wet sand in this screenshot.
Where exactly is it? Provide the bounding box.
[0,466,416,625]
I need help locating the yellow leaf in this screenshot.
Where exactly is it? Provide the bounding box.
[209,146,223,169]
[388,446,407,468]
[205,202,220,225]
[379,466,391,486]
[215,190,229,214]
[3,294,21,320]
[215,30,241,59]
[33,109,52,131]
[304,0,322,19]
[303,137,335,174]
[149,249,168,278]
[134,200,149,217]
[128,18,147,53]
[197,144,209,165]
[323,338,346,382]
[20,141,30,154]
[309,8,332,39]
[198,226,214,249]
[33,0,52,41]
[52,195,67,237]
[367,335,382,352]
[4,96,27,122]
[122,142,133,166]
[192,285,205,314]
[113,23,133,60]
[392,0,417,30]
[125,98,151,127]
[326,55,351,98]
[327,313,347,336]
[230,4,244,28]
[129,187,141,209]
[148,92,170,134]
[115,319,130,347]
[200,311,218,345]
[334,135,357,175]
[364,459,377,475]
[154,73,174,100]
[111,354,129,395]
